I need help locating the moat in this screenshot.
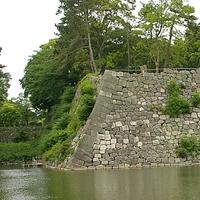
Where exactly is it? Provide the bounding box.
[1,166,200,200]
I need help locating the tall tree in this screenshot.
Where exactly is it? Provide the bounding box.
[139,0,195,71]
[57,0,136,73]
[0,47,10,103]
[21,40,69,111]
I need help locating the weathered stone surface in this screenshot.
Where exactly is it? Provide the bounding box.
[65,70,200,169]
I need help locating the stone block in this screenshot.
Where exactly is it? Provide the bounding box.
[111,139,117,144]
[93,144,100,150]
[116,121,123,127]
[123,139,129,144]
[102,160,109,165]
[122,125,129,131]
[94,154,101,158]
[134,137,139,143]
[100,145,107,150]
[130,121,137,126]
[153,140,160,145]
[138,142,143,147]
[105,135,111,141]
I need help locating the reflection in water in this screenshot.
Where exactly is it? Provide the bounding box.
[1,166,200,200]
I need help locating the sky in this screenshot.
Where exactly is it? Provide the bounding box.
[0,0,60,98]
[0,0,200,98]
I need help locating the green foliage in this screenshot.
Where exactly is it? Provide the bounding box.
[0,47,11,103]
[191,92,200,107]
[0,142,39,162]
[176,147,188,159]
[51,86,75,129]
[165,95,191,117]
[0,101,22,127]
[40,75,96,161]
[166,80,181,96]
[79,79,96,96]
[39,130,68,153]
[77,95,95,122]
[0,99,40,127]
[21,39,76,110]
[164,80,191,117]
[176,136,200,158]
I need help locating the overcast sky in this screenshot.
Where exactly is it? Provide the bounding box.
[0,0,199,98]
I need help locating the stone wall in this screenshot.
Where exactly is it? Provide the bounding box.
[63,69,200,169]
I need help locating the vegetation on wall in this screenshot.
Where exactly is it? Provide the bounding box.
[176,136,200,158]
[40,74,97,161]
[191,92,200,107]
[165,80,191,117]
[2,0,200,163]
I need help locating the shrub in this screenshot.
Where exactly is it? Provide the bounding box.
[42,140,73,161]
[176,147,188,158]
[42,142,65,161]
[180,136,199,154]
[79,79,96,96]
[0,101,22,127]
[53,113,70,130]
[176,136,200,158]
[0,142,39,162]
[77,95,95,122]
[165,95,191,117]
[191,92,200,107]
[164,79,191,117]
[41,75,97,161]
[39,130,68,153]
[166,80,181,96]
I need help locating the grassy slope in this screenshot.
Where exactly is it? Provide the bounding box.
[40,74,97,161]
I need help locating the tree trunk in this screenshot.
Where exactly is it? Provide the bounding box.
[164,22,174,68]
[86,10,97,73]
[127,30,131,68]
[155,45,160,73]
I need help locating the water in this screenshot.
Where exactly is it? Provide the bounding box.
[0,166,200,200]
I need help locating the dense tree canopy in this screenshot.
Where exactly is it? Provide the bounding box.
[22,0,200,113]
[0,47,11,103]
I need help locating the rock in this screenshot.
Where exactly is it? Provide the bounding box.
[138,142,143,147]
[116,121,123,127]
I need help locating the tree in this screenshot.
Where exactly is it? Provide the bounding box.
[0,101,22,127]
[11,93,39,126]
[184,22,200,68]
[57,0,136,73]
[0,47,11,102]
[21,39,68,111]
[139,0,195,71]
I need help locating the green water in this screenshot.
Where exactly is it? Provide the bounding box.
[0,166,200,200]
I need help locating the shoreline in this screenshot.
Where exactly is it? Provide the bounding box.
[45,162,200,171]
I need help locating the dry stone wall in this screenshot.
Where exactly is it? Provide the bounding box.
[65,69,200,169]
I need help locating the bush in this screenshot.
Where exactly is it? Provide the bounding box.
[164,79,191,117]
[176,147,188,158]
[40,75,97,161]
[77,95,95,122]
[79,79,96,96]
[176,136,200,158]
[42,139,74,161]
[0,142,39,162]
[53,113,70,130]
[39,130,68,153]
[166,80,181,96]
[191,92,200,107]
[0,102,22,127]
[165,95,191,117]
